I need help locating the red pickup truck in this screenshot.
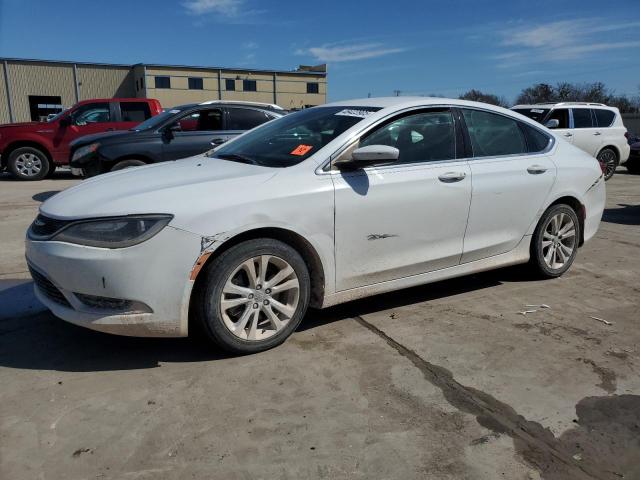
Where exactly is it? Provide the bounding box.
[0,98,162,180]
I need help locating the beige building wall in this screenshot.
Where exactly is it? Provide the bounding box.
[76,65,134,100]
[0,63,9,124]
[5,61,76,122]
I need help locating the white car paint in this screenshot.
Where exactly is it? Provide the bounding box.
[26,97,606,338]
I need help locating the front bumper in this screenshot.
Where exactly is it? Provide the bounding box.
[26,225,202,337]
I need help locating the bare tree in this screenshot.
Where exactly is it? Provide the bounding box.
[459,89,508,107]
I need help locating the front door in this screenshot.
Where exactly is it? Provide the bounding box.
[459,108,557,263]
[52,102,121,162]
[333,108,472,291]
[161,108,230,160]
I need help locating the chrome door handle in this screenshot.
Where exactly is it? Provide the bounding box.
[594,132,601,136]
[527,165,547,174]
[438,172,466,183]
[563,132,573,137]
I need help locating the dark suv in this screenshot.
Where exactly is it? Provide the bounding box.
[69,101,284,177]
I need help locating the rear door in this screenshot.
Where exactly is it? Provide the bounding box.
[570,108,602,156]
[51,102,122,162]
[333,107,472,290]
[160,107,227,160]
[117,101,153,130]
[460,108,556,263]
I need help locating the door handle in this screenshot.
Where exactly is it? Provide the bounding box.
[527,165,547,175]
[563,132,573,137]
[438,172,466,183]
[594,132,601,136]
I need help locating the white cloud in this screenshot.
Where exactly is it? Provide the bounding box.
[183,0,243,16]
[496,18,640,67]
[296,43,405,63]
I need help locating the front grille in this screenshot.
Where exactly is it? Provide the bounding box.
[29,214,72,238]
[28,265,72,308]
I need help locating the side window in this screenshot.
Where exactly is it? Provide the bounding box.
[226,108,271,130]
[594,109,615,128]
[360,109,456,164]
[520,123,552,153]
[547,109,569,129]
[176,109,222,132]
[120,102,151,122]
[72,103,111,125]
[462,109,526,157]
[572,108,593,128]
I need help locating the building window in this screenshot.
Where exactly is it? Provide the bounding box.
[243,79,257,92]
[307,82,319,94]
[28,95,63,121]
[140,76,144,89]
[155,76,171,89]
[225,79,236,91]
[188,77,203,90]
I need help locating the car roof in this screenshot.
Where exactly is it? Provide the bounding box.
[512,102,614,110]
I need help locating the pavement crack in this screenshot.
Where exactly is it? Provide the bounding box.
[354,315,609,480]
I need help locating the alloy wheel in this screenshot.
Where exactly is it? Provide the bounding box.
[15,153,43,177]
[541,212,576,270]
[220,255,300,341]
[598,150,617,179]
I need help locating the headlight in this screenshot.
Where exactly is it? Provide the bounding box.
[72,143,100,162]
[49,215,173,248]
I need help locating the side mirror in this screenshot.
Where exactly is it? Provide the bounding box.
[59,116,72,127]
[169,124,182,132]
[336,145,400,169]
[545,119,559,129]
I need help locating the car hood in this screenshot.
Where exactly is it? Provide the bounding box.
[40,155,279,227]
[70,130,138,148]
[0,121,46,131]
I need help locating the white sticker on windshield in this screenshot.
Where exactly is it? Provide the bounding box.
[335,109,376,118]
[169,109,181,114]
[531,109,544,113]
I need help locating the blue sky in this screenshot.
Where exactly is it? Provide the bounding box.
[0,0,638,103]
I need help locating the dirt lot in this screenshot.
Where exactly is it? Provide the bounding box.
[1,169,639,480]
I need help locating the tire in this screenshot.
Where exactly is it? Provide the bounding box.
[193,238,310,354]
[111,159,146,171]
[626,160,640,175]
[7,147,50,181]
[597,148,618,181]
[530,204,580,278]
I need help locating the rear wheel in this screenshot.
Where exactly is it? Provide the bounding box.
[530,204,580,278]
[597,148,618,181]
[193,239,310,354]
[111,159,146,171]
[8,147,50,181]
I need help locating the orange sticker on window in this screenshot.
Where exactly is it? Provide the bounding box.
[290,144,313,156]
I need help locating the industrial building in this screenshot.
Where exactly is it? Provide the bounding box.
[0,58,327,123]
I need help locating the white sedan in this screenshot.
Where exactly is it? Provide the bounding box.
[26,97,605,353]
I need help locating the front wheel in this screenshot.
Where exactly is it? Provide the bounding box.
[8,147,50,180]
[597,148,618,181]
[530,204,580,278]
[193,239,310,354]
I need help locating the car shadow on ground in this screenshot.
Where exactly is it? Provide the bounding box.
[602,203,640,226]
[0,266,536,373]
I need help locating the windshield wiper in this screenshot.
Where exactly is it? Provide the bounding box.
[215,153,260,166]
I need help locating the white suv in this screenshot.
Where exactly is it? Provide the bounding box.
[512,102,630,180]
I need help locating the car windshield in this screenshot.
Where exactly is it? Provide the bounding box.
[512,108,550,124]
[208,106,381,167]
[132,107,188,131]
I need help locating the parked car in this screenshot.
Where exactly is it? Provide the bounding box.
[625,134,640,174]
[26,97,605,354]
[511,102,630,180]
[69,101,285,177]
[0,98,162,180]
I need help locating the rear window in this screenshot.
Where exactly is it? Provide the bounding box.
[226,108,272,131]
[572,108,593,128]
[593,109,615,127]
[120,102,152,122]
[462,109,526,157]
